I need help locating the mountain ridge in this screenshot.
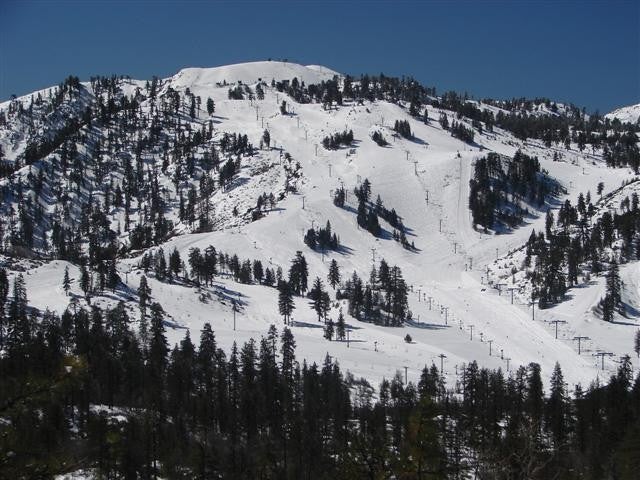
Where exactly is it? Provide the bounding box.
[0,61,638,390]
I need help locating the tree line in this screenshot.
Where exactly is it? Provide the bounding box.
[1,270,639,478]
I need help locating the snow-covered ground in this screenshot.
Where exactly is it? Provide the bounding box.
[3,61,639,392]
[605,103,640,125]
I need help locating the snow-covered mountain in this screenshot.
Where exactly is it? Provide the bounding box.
[170,61,340,91]
[606,103,640,124]
[1,60,639,391]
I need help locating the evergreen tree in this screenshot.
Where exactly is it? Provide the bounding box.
[324,318,334,340]
[62,266,71,296]
[278,280,295,325]
[309,277,326,322]
[6,274,29,355]
[336,309,346,341]
[288,251,308,295]
[137,275,151,318]
[252,260,264,284]
[546,362,568,449]
[280,326,296,383]
[148,302,168,408]
[606,258,622,312]
[328,259,341,289]
[106,260,119,292]
[80,265,91,298]
[169,247,182,279]
[264,267,275,287]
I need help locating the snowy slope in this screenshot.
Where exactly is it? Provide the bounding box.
[605,103,640,124]
[2,60,639,392]
[169,61,340,91]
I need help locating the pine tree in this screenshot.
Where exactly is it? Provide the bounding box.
[324,318,334,340]
[328,259,341,289]
[309,277,325,322]
[148,302,168,407]
[107,260,119,292]
[137,275,152,318]
[546,362,568,449]
[6,274,29,355]
[278,280,295,325]
[80,265,91,298]
[336,309,346,341]
[320,291,331,323]
[288,251,308,295]
[252,260,264,284]
[264,267,275,287]
[526,362,544,431]
[62,266,71,296]
[634,329,640,358]
[206,97,215,116]
[280,327,296,381]
[169,247,182,279]
[606,258,622,313]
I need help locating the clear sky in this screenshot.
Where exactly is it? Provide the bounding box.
[1,0,638,113]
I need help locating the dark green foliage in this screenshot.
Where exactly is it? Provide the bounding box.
[321,129,353,150]
[601,258,622,322]
[227,85,244,100]
[371,130,388,146]
[278,280,295,325]
[304,220,340,251]
[470,151,558,231]
[62,266,71,295]
[339,258,410,326]
[333,186,346,207]
[450,120,475,143]
[1,281,639,479]
[525,183,640,310]
[327,259,341,289]
[288,251,308,295]
[393,119,412,139]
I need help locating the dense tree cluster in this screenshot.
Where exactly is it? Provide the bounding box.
[1,268,640,478]
[449,120,475,144]
[321,129,354,150]
[304,220,340,251]
[273,76,343,109]
[337,258,410,326]
[469,151,559,231]
[371,130,389,146]
[393,119,412,139]
[525,182,640,311]
[0,73,272,262]
[433,90,640,163]
[227,84,248,100]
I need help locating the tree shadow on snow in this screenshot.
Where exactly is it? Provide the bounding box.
[405,320,450,330]
[291,320,324,329]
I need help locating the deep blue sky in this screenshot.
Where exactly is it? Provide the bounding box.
[1,0,638,113]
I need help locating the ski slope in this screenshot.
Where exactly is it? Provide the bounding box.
[4,61,639,391]
[605,103,640,125]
